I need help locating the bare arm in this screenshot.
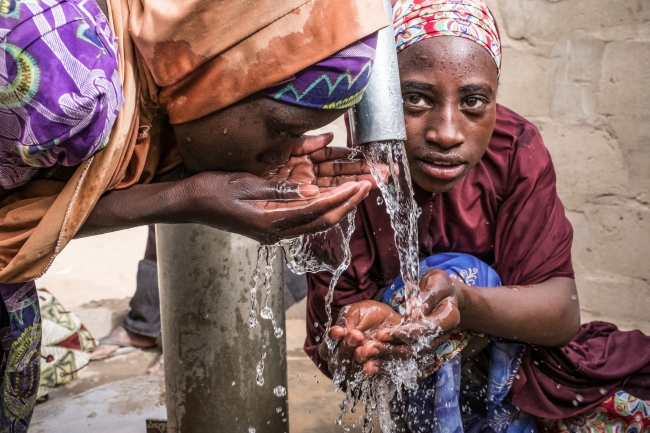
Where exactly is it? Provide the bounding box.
[457,276,580,347]
[77,171,371,244]
[75,179,184,238]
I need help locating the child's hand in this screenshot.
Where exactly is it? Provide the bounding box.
[376,269,463,346]
[318,301,402,378]
[320,270,463,379]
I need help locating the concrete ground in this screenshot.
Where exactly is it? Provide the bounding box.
[32,226,362,433]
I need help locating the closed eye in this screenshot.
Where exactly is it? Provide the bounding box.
[277,129,304,140]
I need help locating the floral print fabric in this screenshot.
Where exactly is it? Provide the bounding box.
[0,0,123,189]
[0,281,41,432]
[393,0,501,75]
[540,392,650,433]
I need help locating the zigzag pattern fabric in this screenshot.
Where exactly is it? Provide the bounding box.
[258,32,377,109]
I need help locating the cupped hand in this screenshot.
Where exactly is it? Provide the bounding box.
[355,270,463,376]
[266,133,376,189]
[318,301,402,379]
[184,170,372,245]
[376,270,463,344]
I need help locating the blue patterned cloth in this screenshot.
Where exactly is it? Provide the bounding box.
[382,253,537,433]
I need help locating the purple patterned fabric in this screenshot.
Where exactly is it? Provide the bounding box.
[258,32,378,110]
[0,0,123,189]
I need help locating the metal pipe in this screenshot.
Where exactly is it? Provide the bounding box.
[157,224,288,433]
[348,0,406,146]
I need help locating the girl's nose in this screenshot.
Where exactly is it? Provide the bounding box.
[424,105,464,149]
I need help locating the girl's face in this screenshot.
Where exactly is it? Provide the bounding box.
[398,36,499,193]
[173,96,345,177]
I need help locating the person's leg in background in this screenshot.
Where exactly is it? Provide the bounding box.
[122,225,160,340]
[91,225,159,359]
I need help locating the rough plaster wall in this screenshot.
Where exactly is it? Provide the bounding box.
[484,0,650,332]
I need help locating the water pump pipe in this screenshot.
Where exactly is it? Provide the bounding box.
[156,225,288,433]
[348,0,407,146]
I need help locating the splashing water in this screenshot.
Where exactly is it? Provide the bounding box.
[330,141,435,432]
[249,246,285,338]
[273,385,287,397]
[248,212,356,395]
[248,142,426,431]
[281,211,357,339]
[256,352,266,386]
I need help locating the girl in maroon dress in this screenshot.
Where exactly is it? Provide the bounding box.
[306,0,650,430]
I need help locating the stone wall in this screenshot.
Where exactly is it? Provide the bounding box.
[486,0,650,332]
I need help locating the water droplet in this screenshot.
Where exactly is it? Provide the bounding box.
[248,312,258,329]
[599,388,607,395]
[556,384,561,389]
[276,407,282,413]
[231,381,236,386]
[576,394,584,402]
[274,327,284,338]
[314,322,319,328]
[261,306,273,320]
[377,196,384,206]
[571,295,578,300]
[273,386,286,397]
[572,400,578,406]
[248,428,255,433]
[256,353,266,386]
[315,336,321,342]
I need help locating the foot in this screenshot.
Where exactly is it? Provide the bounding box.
[147,354,164,375]
[90,325,157,360]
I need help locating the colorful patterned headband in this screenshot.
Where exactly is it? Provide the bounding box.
[258,32,378,110]
[393,0,501,75]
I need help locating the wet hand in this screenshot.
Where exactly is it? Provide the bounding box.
[318,301,402,379]
[356,270,462,375]
[267,133,377,189]
[183,170,372,245]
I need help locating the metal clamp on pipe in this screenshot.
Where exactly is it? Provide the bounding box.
[348,0,407,146]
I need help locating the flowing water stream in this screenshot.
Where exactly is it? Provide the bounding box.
[364,141,422,318]
[249,140,430,432]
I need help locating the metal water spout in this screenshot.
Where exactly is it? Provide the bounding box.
[348,0,406,147]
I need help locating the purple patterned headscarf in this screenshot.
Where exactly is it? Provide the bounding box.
[258,32,378,110]
[0,0,123,189]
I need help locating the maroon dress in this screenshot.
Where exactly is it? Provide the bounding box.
[305,105,650,418]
